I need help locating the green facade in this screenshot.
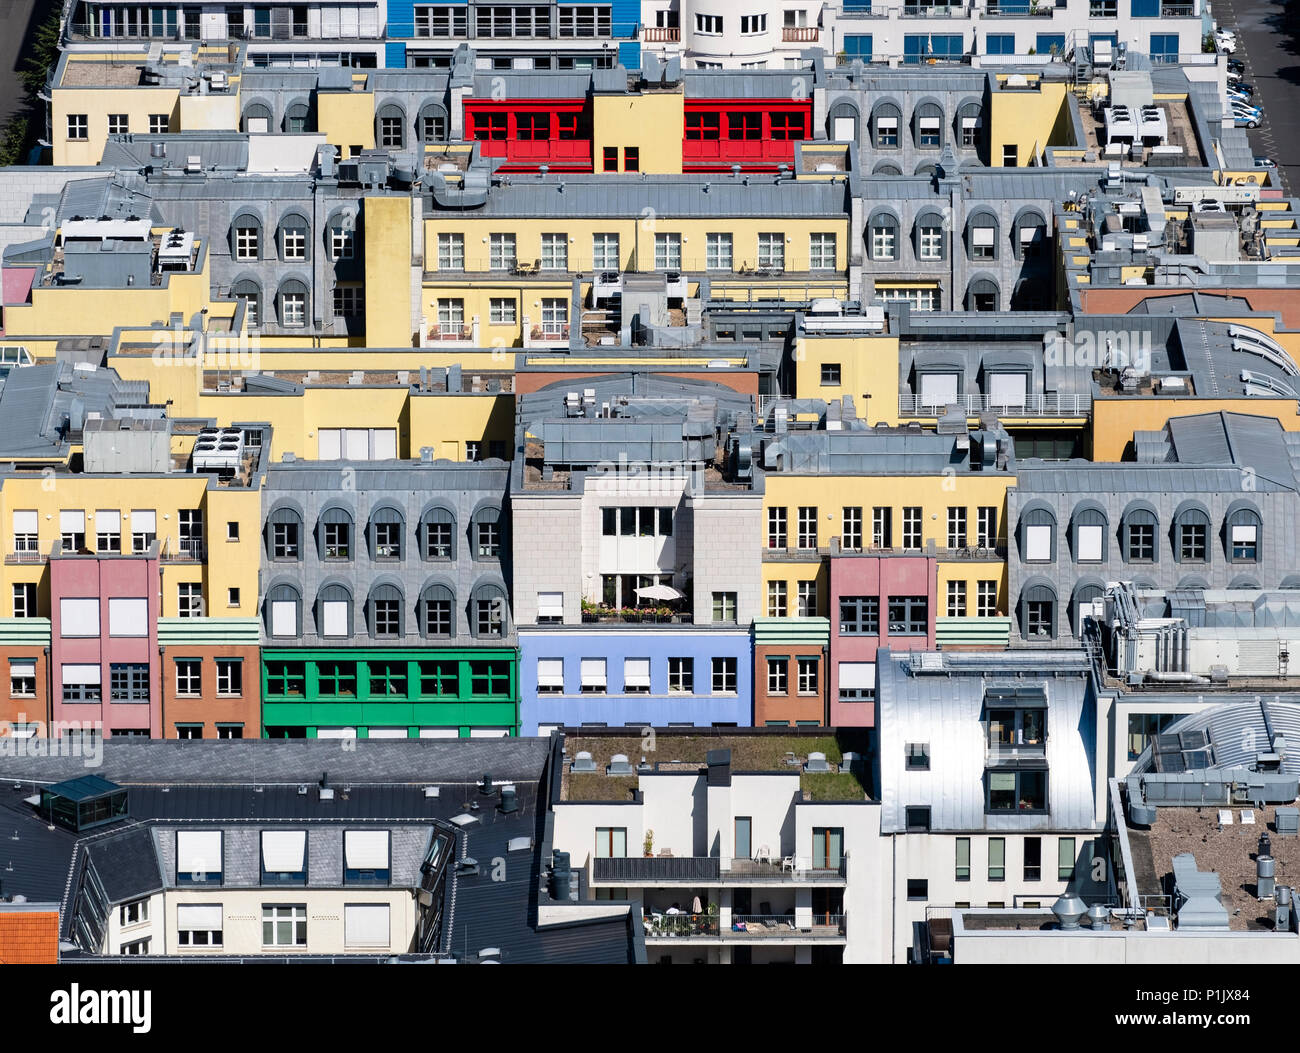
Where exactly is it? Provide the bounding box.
[260,648,519,738]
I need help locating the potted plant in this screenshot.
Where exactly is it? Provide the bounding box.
[643,829,654,857]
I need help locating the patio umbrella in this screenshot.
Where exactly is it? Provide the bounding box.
[635,583,683,602]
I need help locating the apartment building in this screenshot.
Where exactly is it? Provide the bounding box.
[877,647,1108,962]
[1006,412,1300,643]
[553,731,886,963]
[0,363,266,740]
[511,374,761,733]
[258,457,517,738]
[0,738,643,962]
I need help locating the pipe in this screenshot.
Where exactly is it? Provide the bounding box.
[1144,671,1210,684]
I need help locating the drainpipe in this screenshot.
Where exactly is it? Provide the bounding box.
[43,644,52,738]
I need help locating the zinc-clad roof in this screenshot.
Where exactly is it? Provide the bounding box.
[877,649,1100,833]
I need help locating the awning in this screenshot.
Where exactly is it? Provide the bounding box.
[635,584,683,601]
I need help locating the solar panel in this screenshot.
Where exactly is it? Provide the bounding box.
[1179,730,1208,750]
[1183,749,1213,770]
[1156,734,1184,753]
[1156,752,1186,773]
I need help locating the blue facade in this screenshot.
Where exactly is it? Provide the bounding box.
[519,630,753,734]
[610,0,640,37]
[385,41,408,68]
[386,0,417,39]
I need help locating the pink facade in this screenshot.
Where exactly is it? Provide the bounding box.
[50,553,161,737]
[828,554,937,727]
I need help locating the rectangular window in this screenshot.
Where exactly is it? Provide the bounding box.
[437,298,465,337]
[887,596,928,635]
[956,837,971,881]
[812,828,843,870]
[1024,837,1042,882]
[906,807,931,834]
[985,33,1014,55]
[809,233,836,270]
[595,828,627,858]
[10,659,36,697]
[797,506,818,549]
[623,147,639,172]
[797,580,817,617]
[654,233,682,269]
[947,506,966,549]
[580,658,606,694]
[12,583,36,619]
[437,233,464,270]
[540,298,567,336]
[821,363,841,385]
[67,114,88,141]
[919,223,943,260]
[489,233,517,271]
[109,663,149,701]
[1058,838,1076,881]
[622,657,651,693]
[602,146,618,171]
[488,297,517,324]
[262,904,307,947]
[977,580,998,618]
[706,233,733,271]
[767,580,788,618]
[216,659,242,696]
[711,657,737,694]
[540,233,568,270]
[872,507,892,548]
[1231,524,1258,561]
[695,13,723,33]
[946,580,966,618]
[757,233,785,270]
[668,657,693,693]
[797,657,818,695]
[901,507,922,550]
[871,225,896,261]
[332,287,364,317]
[592,233,619,270]
[767,657,788,695]
[685,111,721,140]
[839,596,879,635]
[177,905,223,947]
[842,507,863,551]
[537,657,564,693]
[1127,523,1155,562]
[905,742,930,771]
[175,659,201,697]
[767,506,787,549]
[976,507,998,547]
[1179,523,1207,562]
[712,592,737,623]
[988,837,1006,881]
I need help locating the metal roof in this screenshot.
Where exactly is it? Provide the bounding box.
[877,649,1100,834]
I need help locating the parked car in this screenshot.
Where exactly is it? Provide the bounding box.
[1215,32,1238,54]
[1227,88,1256,106]
[1227,58,1246,74]
[1232,104,1261,128]
[1255,156,1277,169]
[1227,80,1256,96]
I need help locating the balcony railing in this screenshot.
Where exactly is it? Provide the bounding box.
[642,26,680,41]
[581,609,693,625]
[897,393,1091,417]
[644,912,846,939]
[593,855,847,884]
[902,3,969,16]
[1161,3,1195,13]
[161,538,205,563]
[782,26,820,41]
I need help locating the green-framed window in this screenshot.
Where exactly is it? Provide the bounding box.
[418,660,459,697]
[317,661,357,697]
[368,661,408,698]
[265,660,306,697]
[469,660,511,698]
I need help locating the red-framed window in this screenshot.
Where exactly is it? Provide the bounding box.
[770,111,808,140]
[471,112,508,141]
[727,111,762,140]
[516,112,550,140]
[685,111,721,140]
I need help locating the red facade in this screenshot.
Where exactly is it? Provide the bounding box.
[464,99,592,171]
[682,99,811,170]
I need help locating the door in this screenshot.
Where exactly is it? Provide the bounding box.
[735,817,752,861]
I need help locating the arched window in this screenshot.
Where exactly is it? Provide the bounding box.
[871,100,901,149]
[324,209,356,263]
[421,505,456,561]
[1229,575,1260,590]
[867,208,899,262]
[914,162,937,177]
[242,102,272,134]
[231,211,262,262]
[277,211,310,263]
[1070,580,1104,635]
[368,505,406,561]
[966,210,999,262]
[1019,504,1056,563]
[265,504,303,561]
[871,161,902,175]
[232,278,261,327]
[316,582,353,638]
[1070,502,1108,563]
[966,276,999,312]
[1020,579,1058,640]
[471,581,508,638]
[470,503,503,561]
[367,582,404,639]
[283,100,310,133]
[277,278,309,328]
[1225,501,1262,563]
[377,102,406,148]
[317,505,354,561]
[1121,501,1159,563]
[1171,500,1210,563]
[419,581,455,638]
[956,99,982,149]
[1013,207,1048,261]
[828,100,860,142]
[914,209,947,262]
[418,101,448,143]
[265,582,301,638]
[913,100,943,149]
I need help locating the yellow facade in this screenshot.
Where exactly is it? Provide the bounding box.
[760,472,1016,615]
[0,474,261,619]
[793,333,901,423]
[987,77,1073,168]
[317,88,377,155]
[364,195,415,347]
[1091,395,1300,460]
[591,92,685,175]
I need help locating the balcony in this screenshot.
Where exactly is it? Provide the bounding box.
[1161,3,1195,13]
[982,0,1055,15]
[782,26,820,42]
[644,911,846,940]
[902,3,969,16]
[897,393,1090,417]
[592,855,847,885]
[161,538,205,563]
[642,26,680,41]
[580,607,693,625]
